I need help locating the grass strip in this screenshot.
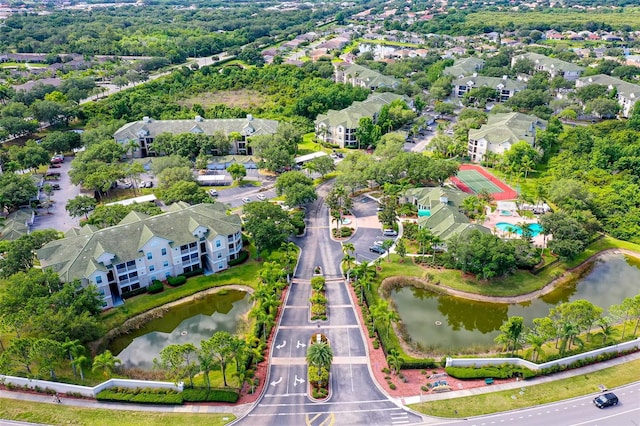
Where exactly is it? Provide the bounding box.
[408,358,640,418]
[0,398,234,426]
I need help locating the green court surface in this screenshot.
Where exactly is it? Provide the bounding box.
[456,169,503,194]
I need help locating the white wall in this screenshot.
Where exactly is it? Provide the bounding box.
[0,375,183,398]
[446,338,640,371]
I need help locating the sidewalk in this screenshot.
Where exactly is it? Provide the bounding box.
[399,350,640,405]
[0,388,252,416]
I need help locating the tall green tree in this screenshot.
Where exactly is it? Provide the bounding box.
[92,350,121,379]
[495,316,524,356]
[243,202,295,255]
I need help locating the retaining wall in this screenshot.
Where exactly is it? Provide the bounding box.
[446,338,640,371]
[0,375,182,398]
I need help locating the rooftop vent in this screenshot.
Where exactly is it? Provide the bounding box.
[195,115,204,122]
[142,116,151,123]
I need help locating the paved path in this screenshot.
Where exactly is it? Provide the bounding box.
[403,351,640,405]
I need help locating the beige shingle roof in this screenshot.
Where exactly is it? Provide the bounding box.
[113,116,279,142]
[37,203,241,282]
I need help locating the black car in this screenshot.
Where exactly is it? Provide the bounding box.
[593,392,618,408]
[369,245,386,254]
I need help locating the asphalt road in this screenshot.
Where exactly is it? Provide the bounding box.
[426,382,640,426]
[234,181,424,426]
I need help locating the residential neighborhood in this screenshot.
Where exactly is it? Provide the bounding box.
[1,1,640,425]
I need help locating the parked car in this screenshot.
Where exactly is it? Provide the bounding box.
[369,245,386,254]
[383,229,398,237]
[51,184,61,190]
[140,181,153,188]
[49,164,62,169]
[242,197,251,203]
[50,156,64,164]
[257,194,266,200]
[593,393,619,408]
[208,189,218,197]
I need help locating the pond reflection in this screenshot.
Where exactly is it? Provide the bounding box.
[392,253,640,353]
[111,290,250,369]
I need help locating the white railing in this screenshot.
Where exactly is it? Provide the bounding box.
[446,338,640,371]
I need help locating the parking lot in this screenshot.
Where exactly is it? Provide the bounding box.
[31,156,82,232]
[347,196,398,264]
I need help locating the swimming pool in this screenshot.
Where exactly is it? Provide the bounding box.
[495,222,543,237]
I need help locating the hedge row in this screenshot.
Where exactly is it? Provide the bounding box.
[167,275,187,287]
[182,387,239,403]
[400,358,440,370]
[182,268,204,278]
[228,250,249,266]
[121,287,148,299]
[96,388,183,405]
[445,364,536,380]
[147,280,164,294]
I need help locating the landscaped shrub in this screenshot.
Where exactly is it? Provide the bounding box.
[121,287,148,299]
[96,387,182,405]
[167,275,187,287]
[310,276,325,291]
[182,267,204,278]
[389,383,397,390]
[445,364,536,380]
[400,358,439,370]
[147,280,164,294]
[332,226,353,238]
[182,388,239,403]
[228,250,249,266]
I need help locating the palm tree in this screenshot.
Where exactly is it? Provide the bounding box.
[386,349,403,375]
[71,355,89,382]
[597,317,614,344]
[252,310,275,341]
[198,346,215,389]
[342,243,355,257]
[525,333,546,362]
[342,253,355,279]
[62,339,85,377]
[91,350,121,379]
[306,341,333,377]
[495,316,524,356]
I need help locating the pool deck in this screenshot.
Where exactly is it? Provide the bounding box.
[482,208,546,248]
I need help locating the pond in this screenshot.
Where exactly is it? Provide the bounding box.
[391,253,640,353]
[111,289,250,369]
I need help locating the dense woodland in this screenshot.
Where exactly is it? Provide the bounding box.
[0,3,343,58]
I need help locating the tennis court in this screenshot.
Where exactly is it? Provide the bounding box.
[456,169,503,194]
[450,164,517,201]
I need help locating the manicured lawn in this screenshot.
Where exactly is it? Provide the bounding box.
[299,132,325,155]
[409,358,640,418]
[0,398,234,426]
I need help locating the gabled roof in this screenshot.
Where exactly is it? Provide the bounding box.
[404,186,470,210]
[113,116,279,142]
[315,92,404,129]
[336,63,399,89]
[404,187,490,241]
[576,74,640,100]
[453,75,527,92]
[513,52,584,73]
[37,203,242,282]
[444,57,485,78]
[0,209,33,241]
[468,112,546,146]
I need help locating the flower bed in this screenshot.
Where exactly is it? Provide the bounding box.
[309,276,326,321]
